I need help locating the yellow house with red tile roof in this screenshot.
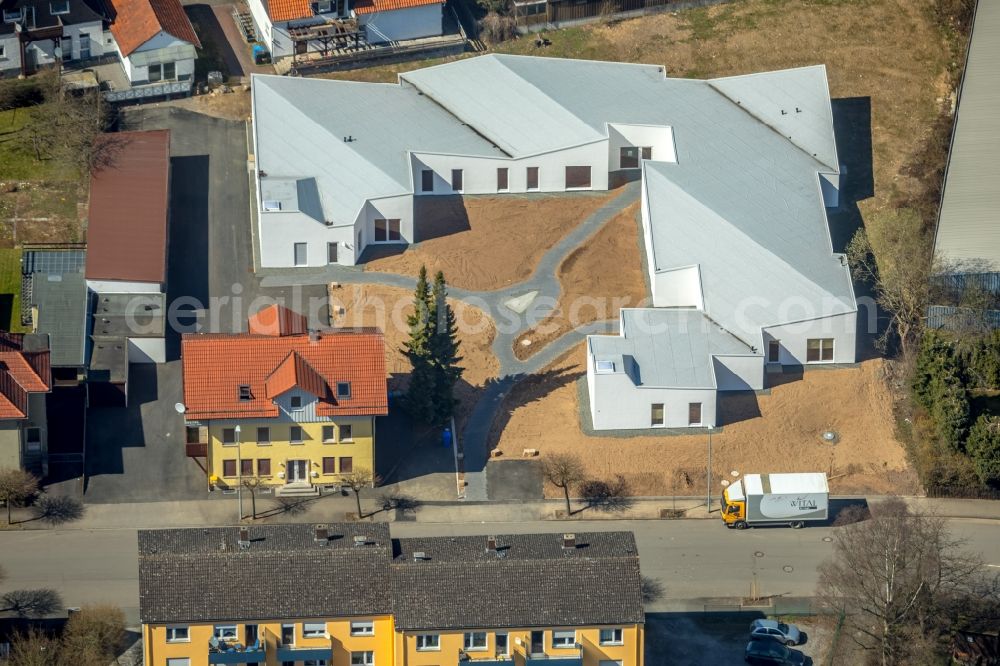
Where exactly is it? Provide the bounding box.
[181,305,387,498]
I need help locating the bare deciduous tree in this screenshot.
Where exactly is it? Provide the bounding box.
[6,627,61,666]
[58,604,127,666]
[240,477,266,520]
[541,452,586,516]
[0,468,39,525]
[341,468,381,519]
[817,497,983,666]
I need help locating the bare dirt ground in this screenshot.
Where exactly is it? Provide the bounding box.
[140,88,252,122]
[364,191,618,291]
[514,201,646,359]
[329,283,499,430]
[491,343,918,497]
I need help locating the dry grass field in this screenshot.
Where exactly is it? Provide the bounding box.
[329,283,499,430]
[514,201,647,359]
[491,342,919,497]
[365,191,618,291]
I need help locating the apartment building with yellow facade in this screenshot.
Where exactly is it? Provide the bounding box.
[138,524,645,666]
[181,305,387,496]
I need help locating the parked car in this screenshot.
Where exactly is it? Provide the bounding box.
[750,619,804,646]
[745,639,807,665]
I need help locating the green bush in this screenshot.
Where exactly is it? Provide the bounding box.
[966,415,1000,487]
[0,79,45,111]
[912,331,970,450]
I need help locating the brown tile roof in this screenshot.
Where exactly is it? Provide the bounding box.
[181,324,388,421]
[108,0,201,56]
[248,304,308,337]
[0,333,51,420]
[263,0,312,23]
[85,130,171,285]
[352,0,441,16]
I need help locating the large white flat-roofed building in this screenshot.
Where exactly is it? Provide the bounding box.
[251,54,857,429]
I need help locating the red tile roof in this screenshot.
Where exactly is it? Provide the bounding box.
[182,328,388,421]
[85,131,171,285]
[0,333,51,420]
[108,0,202,56]
[264,0,313,22]
[249,304,308,337]
[352,0,442,15]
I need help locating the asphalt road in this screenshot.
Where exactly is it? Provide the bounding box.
[3,518,999,626]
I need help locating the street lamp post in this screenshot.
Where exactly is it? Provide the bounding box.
[235,425,243,522]
[706,426,714,514]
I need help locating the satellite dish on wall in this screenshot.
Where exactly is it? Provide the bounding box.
[174,403,186,414]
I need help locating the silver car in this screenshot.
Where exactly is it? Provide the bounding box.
[750,619,804,646]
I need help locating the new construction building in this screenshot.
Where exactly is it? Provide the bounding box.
[251,54,857,430]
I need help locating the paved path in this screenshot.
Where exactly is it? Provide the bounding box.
[259,183,643,498]
[3,505,998,625]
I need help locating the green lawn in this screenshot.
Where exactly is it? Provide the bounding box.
[0,106,80,182]
[0,248,26,333]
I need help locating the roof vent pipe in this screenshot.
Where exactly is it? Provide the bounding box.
[238,527,250,548]
[562,533,576,550]
[314,525,328,542]
[486,535,497,551]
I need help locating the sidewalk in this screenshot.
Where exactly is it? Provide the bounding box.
[6,494,1000,531]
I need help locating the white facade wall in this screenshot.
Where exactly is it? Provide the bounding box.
[119,32,196,84]
[127,336,166,364]
[61,20,107,61]
[587,361,718,430]
[819,171,840,209]
[0,34,19,74]
[762,310,857,366]
[357,3,442,43]
[713,354,764,391]
[606,124,676,172]
[356,194,412,257]
[412,141,610,196]
[86,279,163,294]
[651,266,704,309]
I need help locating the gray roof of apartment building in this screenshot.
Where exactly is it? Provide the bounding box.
[31,272,88,367]
[589,309,754,389]
[251,75,504,227]
[390,531,644,631]
[933,0,1000,270]
[138,524,393,624]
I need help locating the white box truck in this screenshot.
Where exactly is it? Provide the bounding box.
[721,472,829,529]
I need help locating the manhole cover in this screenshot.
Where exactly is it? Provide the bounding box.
[754,551,764,558]
[783,565,794,573]
[822,536,833,542]
[520,339,532,346]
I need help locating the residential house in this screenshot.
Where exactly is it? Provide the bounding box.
[0,0,109,77]
[86,129,170,404]
[105,0,199,86]
[245,0,442,61]
[251,55,855,430]
[181,304,388,496]
[0,332,51,475]
[138,524,646,666]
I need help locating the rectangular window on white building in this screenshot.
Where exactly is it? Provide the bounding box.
[451,169,463,192]
[806,338,835,362]
[565,166,591,189]
[688,402,702,426]
[651,403,664,427]
[497,167,508,192]
[293,242,307,266]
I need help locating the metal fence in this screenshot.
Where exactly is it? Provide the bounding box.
[926,305,1000,331]
[933,271,1000,295]
[104,79,192,104]
[514,0,731,31]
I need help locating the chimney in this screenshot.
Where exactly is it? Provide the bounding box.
[238,527,250,548]
[353,535,369,547]
[309,330,320,342]
[314,525,328,542]
[562,533,576,550]
[486,535,497,552]
[413,551,428,561]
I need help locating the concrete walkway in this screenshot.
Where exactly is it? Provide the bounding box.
[259,183,644,499]
[8,495,1000,532]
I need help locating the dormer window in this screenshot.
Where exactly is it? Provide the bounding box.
[238,385,252,401]
[336,382,351,399]
[290,395,303,409]
[595,360,615,374]
[50,0,69,15]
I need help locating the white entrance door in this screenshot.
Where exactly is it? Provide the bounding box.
[287,460,308,483]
